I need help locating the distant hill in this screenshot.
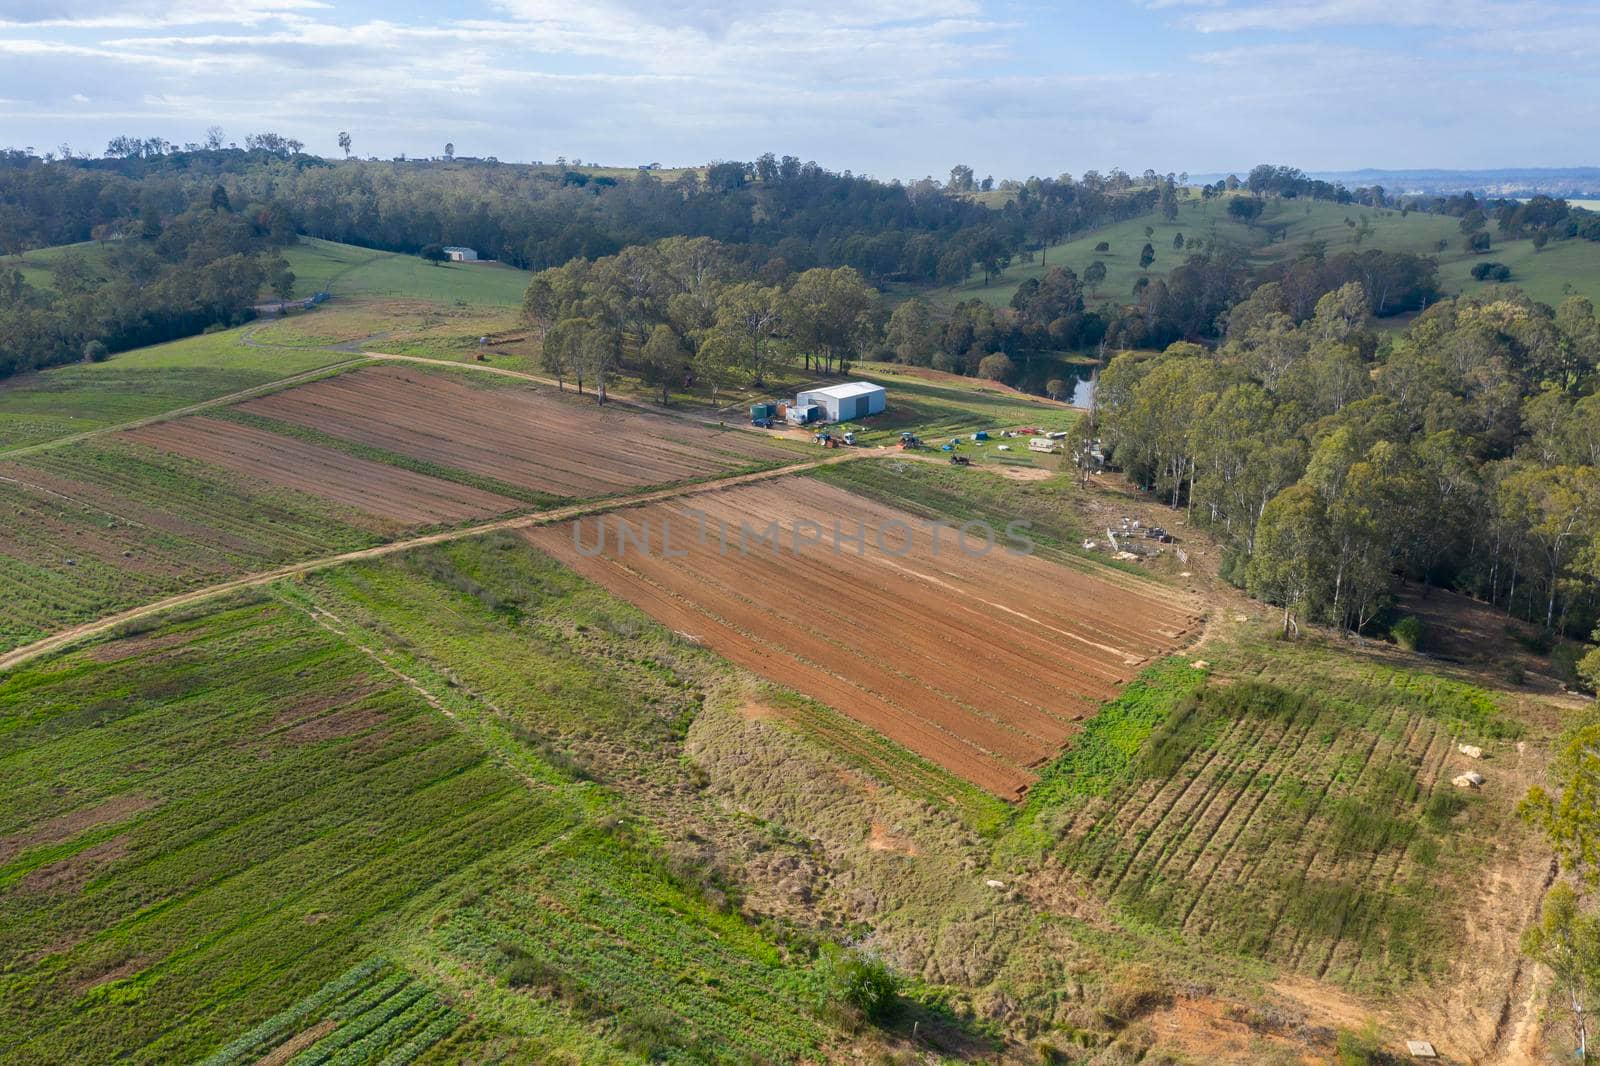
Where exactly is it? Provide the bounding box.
[1189,167,1600,198]
[921,193,1600,315]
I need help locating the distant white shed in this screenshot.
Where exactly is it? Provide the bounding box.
[442,246,478,262]
[795,381,886,422]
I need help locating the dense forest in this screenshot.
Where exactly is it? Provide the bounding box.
[1085,281,1600,685]
[11,139,1597,383]
[0,140,1163,378]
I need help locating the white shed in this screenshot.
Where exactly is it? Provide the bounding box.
[442,246,478,262]
[795,381,886,422]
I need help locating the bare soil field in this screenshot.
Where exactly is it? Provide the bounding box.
[124,417,519,524]
[238,366,794,498]
[525,477,1201,798]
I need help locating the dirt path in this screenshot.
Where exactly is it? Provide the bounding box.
[0,357,371,461]
[0,449,886,674]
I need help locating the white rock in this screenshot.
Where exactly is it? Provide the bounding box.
[1406,1040,1437,1058]
[1458,744,1484,759]
[1452,772,1485,789]
[984,879,1006,889]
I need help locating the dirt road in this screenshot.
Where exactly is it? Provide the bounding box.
[0,449,885,673]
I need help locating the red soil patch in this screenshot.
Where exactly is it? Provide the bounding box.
[525,478,1200,798]
[85,628,199,663]
[123,417,517,524]
[256,1019,338,1066]
[866,821,920,856]
[0,794,154,864]
[238,366,793,498]
[21,835,131,894]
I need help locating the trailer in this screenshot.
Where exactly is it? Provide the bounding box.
[1029,437,1062,454]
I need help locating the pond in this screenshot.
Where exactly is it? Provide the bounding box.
[1012,355,1098,408]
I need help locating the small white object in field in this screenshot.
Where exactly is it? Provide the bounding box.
[1179,571,1192,577]
[1452,772,1485,789]
[985,879,1005,889]
[1191,660,1210,670]
[1458,744,1484,759]
[1233,613,1250,623]
[1405,1040,1437,1058]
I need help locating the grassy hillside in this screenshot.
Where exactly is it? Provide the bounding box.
[927,195,1600,312]
[7,235,530,307]
[278,237,529,306]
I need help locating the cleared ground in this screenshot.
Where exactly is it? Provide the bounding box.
[124,416,520,523]
[235,365,796,497]
[526,476,1200,798]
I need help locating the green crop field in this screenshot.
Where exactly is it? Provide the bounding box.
[1013,637,1531,995]
[0,580,871,1063]
[0,438,388,652]
[927,195,1600,314]
[0,330,352,453]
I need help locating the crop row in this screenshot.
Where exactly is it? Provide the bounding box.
[1044,669,1481,991]
[0,595,562,1064]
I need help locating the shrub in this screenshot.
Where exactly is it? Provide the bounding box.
[820,948,900,1024]
[1502,660,1526,686]
[82,339,109,362]
[1335,1022,1401,1064]
[1551,642,1589,689]
[1470,261,1511,281]
[1391,616,1424,652]
[1579,646,1600,694]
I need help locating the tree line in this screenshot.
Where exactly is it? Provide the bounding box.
[1088,282,1600,666]
[523,236,883,404]
[0,183,293,377]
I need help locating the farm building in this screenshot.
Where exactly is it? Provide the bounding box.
[795,382,886,422]
[442,246,478,262]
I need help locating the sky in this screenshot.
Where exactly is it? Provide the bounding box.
[1,0,1598,180]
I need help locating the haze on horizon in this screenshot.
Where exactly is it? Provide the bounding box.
[1,0,1598,178]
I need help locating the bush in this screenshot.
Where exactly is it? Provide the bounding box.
[1502,660,1526,686]
[1335,1023,1401,1064]
[1551,642,1591,690]
[1391,616,1424,652]
[82,339,109,362]
[820,948,900,1024]
[1579,646,1600,694]
[1470,261,1511,281]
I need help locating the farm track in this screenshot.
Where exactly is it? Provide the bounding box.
[0,451,884,675]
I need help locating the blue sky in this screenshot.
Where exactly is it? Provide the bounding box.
[1,0,1597,179]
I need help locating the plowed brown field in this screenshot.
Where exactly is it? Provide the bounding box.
[124,417,518,524]
[525,478,1202,798]
[238,366,793,497]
